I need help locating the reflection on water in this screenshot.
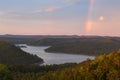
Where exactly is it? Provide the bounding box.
[19,44,95,65]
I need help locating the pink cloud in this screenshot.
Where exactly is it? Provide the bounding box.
[34,6,62,14]
[60,0,84,6]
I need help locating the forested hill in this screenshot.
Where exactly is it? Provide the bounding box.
[0,35,80,44]
[29,36,120,46]
[0,40,43,64]
[45,37,120,56]
[1,50,120,80]
[29,38,77,46]
[38,50,120,80]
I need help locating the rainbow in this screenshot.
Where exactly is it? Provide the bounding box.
[85,0,94,34]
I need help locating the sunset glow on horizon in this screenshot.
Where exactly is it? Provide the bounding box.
[0,0,120,36]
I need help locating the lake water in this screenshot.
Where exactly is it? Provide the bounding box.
[19,44,95,65]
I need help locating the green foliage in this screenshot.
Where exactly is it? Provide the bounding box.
[8,63,77,73]
[8,63,77,80]
[2,51,120,80]
[38,51,120,80]
[0,64,13,80]
[0,40,43,64]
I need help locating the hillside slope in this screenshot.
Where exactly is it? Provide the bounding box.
[29,38,79,46]
[45,38,120,56]
[39,50,120,80]
[1,50,120,80]
[0,51,120,80]
[0,41,43,64]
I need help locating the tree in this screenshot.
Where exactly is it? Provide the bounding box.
[0,64,13,80]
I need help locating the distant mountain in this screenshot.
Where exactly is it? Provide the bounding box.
[45,37,120,56]
[29,38,81,46]
[1,35,120,56]
[0,35,81,44]
[0,34,119,45]
[30,36,120,46]
[0,40,43,64]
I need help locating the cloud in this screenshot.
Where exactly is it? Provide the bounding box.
[0,10,23,18]
[34,0,86,14]
[0,10,37,21]
[34,6,62,14]
[44,6,61,12]
[60,0,86,6]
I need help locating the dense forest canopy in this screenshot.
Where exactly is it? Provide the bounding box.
[0,64,13,80]
[1,50,120,80]
[0,40,43,64]
[38,50,120,80]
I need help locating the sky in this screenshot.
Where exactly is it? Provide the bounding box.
[0,0,120,36]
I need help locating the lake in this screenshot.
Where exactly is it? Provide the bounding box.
[19,44,95,65]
